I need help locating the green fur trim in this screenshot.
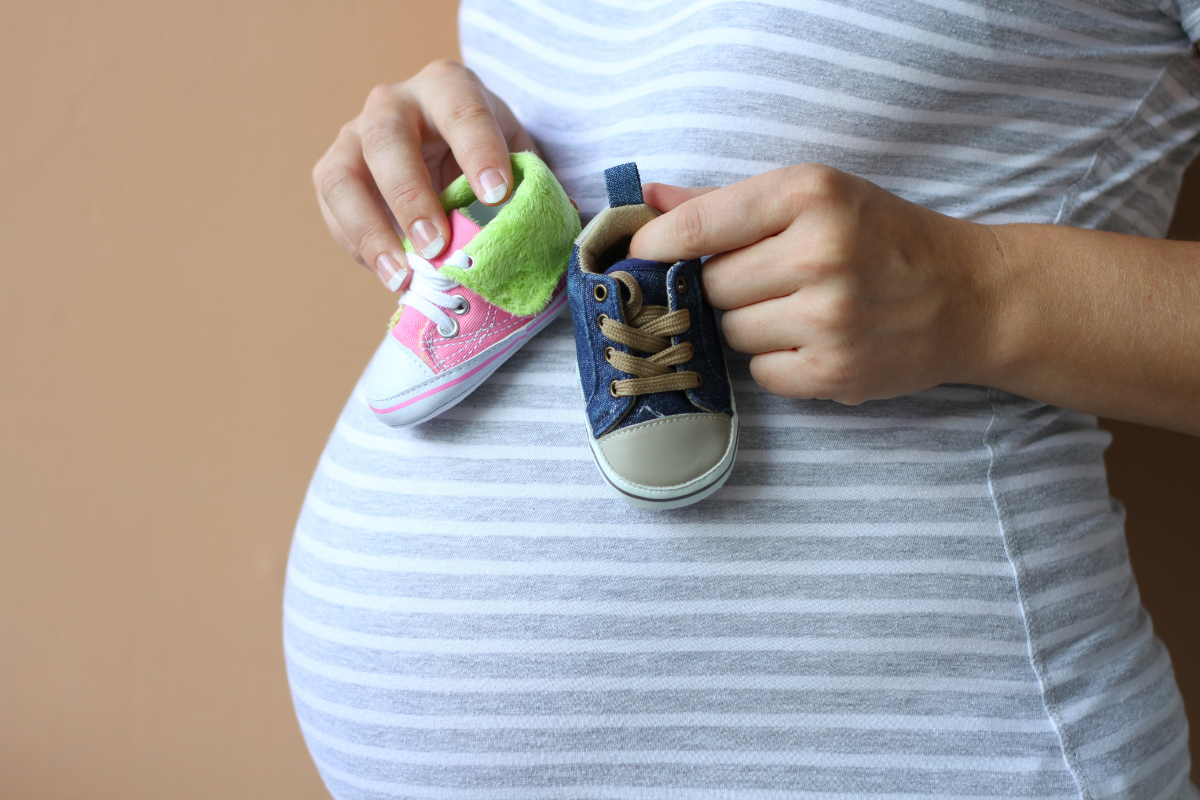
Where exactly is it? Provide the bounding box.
[439,175,479,217]
[409,152,579,317]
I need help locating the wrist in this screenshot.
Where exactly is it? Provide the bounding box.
[951,221,1030,390]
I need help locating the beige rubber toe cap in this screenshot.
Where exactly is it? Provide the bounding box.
[597,413,733,488]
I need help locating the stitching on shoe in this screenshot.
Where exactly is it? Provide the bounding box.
[422,301,528,372]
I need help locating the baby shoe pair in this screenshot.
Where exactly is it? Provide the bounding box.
[363,155,738,509]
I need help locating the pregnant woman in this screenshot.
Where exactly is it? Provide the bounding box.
[289,1,1200,797]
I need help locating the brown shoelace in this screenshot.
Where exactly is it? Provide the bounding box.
[600,271,701,397]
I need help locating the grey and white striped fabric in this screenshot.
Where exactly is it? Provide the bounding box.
[285,1,1200,797]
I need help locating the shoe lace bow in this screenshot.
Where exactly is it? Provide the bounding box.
[390,250,471,336]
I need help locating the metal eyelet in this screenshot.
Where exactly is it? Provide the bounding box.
[437,317,459,338]
[609,380,620,398]
[604,347,615,363]
[451,295,470,315]
[597,313,609,328]
[695,374,703,388]
[593,284,607,302]
[675,275,687,294]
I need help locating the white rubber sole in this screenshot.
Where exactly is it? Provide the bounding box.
[368,294,566,428]
[577,364,740,509]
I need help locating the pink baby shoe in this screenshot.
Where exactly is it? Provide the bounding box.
[364,152,579,427]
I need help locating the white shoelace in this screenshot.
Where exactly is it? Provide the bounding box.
[392,250,472,336]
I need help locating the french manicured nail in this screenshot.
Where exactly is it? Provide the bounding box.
[376,253,407,292]
[409,218,445,259]
[479,169,508,205]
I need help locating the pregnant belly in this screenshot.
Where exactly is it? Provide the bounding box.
[284,315,1180,798]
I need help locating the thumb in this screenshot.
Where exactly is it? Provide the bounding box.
[641,182,717,214]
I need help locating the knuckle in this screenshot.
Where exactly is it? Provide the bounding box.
[318,165,358,205]
[800,163,844,196]
[805,290,857,333]
[700,270,730,310]
[719,312,747,351]
[749,347,867,404]
[677,203,709,254]
[388,178,427,213]
[807,228,856,276]
[749,355,799,398]
[365,82,395,109]
[454,137,501,171]
[420,57,467,82]
[351,222,391,257]
[787,163,848,208]
[359,118,403,156]
[808,347,858,396]
[441,97,494,132]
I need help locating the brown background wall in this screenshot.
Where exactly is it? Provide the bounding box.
[0,3,1196,798]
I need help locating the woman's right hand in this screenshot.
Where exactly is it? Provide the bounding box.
[312,59,537,292]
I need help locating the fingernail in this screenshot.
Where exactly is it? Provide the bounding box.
[376,253,407,292]
[409,219,445,259]
[479,169,508,205]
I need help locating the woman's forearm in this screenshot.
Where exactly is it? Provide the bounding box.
[979,224,1200,435]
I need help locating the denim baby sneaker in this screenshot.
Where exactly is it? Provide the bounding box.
[568,163,738,509]
[365,152,580,427]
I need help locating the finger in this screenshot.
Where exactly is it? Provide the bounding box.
[489,89,540,158]
[316,128,411,291]
[317,190,365,266]
[414,59,516,206]
[700,234,805,310]
[641,183,716,214]
[359,83,452,260]
[630,164,839,262]
[318,191,414,292]
[510,130,539,156]
[720,296,808,355]
[749,350,822,400]
[749,347,866,404]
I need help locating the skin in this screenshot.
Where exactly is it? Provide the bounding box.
[314,60,1200,436]
[632,175,1200,436]
[313,59,537,289]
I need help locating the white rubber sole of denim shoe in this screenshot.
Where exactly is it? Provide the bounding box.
[576,365,740,509]
[367,293,567,428]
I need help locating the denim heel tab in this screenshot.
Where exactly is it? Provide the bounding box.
[604,163,643,207]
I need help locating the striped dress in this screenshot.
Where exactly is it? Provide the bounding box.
[285,1,1200,797]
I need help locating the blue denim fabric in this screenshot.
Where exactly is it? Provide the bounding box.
[570,160,733,438]
[569,248,633,435]
[666,259,734,418]
[569,253,734,437]
[603,163,643,207]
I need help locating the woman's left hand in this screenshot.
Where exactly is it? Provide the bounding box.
[629,165,1003,404]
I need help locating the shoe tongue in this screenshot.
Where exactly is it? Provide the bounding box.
[426,210,481,268]
[427,195,514,268]
[605,257,672,307]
